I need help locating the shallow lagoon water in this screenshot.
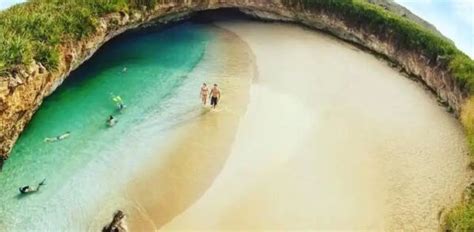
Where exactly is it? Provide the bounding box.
[0,22,214,230]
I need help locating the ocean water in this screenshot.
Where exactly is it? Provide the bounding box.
[0,22,214,231]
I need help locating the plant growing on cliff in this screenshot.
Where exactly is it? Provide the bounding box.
[0,35,34,67]
[446,198,474,231]
[451,55,474,90]
[0,0,138,73]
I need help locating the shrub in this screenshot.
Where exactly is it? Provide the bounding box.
[446,202,474,231]
[0,0,142,73]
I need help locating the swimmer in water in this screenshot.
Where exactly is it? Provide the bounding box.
[19,179,46,194]
[200,83,209,105]
[209,83,221,109]
[122,67,127,72]
[106,115,118,127]
[111,94,126,111]
[44,132,70,143]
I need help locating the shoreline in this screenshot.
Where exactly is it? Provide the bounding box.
[123,24,256,231]
[161,21,471,231]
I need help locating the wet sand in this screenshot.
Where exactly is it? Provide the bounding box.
[124,25,255,230]
[161,21,472,231]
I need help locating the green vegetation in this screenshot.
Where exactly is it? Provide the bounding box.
[446,186,474,231]
[1,0,472,86]
[0,0,473,229]
[447,204,474,231]
[0,0,158,74]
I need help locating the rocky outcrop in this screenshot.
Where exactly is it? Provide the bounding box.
[102,210,128,232]
[0,0,469,168]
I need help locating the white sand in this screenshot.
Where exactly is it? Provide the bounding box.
[124,25,256,231]
[161,21,471,231]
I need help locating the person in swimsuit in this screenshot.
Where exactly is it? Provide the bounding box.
[200,83,209,105]
[19,179,46,194]
[44,132,70,143]
[209,84,221,109]
[111,94,126,111]
[106,115,118,127]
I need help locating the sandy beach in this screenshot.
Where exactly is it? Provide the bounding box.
[124,25,256,231]
[158,21,471,230]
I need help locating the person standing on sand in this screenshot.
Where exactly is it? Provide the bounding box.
[209,84,221,109]
[200,83,209,105]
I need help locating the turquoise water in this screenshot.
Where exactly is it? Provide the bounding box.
[0,22,214,231]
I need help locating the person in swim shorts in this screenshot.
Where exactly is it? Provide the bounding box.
[209,84,221,109]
